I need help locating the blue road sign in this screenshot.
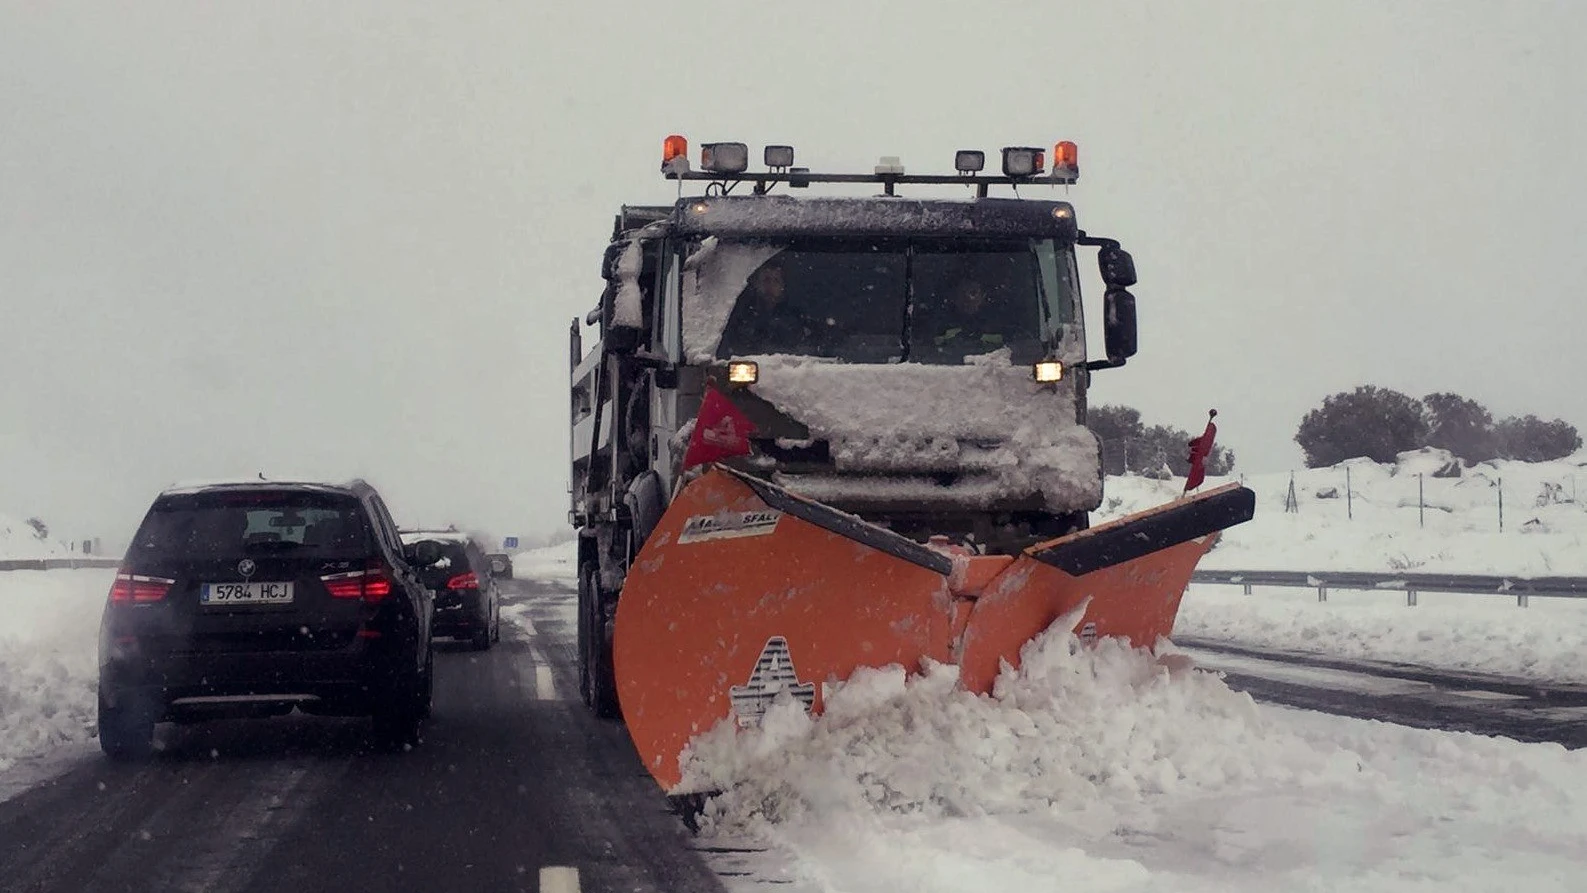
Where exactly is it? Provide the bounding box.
[503,536,519,549]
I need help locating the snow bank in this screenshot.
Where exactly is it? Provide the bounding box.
[1096,454,1587,576]
[511,542,577,585]
[1177,584,1587,682]
[0,570,112,772]
[0,512,75,561]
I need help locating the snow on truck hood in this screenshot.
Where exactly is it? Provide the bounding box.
[743,354,1103,510]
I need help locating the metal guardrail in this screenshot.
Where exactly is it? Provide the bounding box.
[0,557,121,572]
[1191,568,1587,607]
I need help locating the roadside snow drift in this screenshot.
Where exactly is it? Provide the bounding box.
[0,570,111,772]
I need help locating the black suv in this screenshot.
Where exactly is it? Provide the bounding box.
[98,479,438,758]
[399,529,502,650]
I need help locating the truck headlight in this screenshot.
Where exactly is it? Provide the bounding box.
[728,361,759,385]
[1033,360,1063,383]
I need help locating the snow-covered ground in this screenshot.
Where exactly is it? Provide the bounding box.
[1102,448,1587,683]
[3,452,1586,890]
[0,511,84,561]
[1097,448,1587,577]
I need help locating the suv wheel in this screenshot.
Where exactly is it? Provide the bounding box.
[371,647,432,751]
[98,688,155,761]
[470,598,493,651]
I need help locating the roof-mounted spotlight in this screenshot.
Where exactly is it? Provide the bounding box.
[954,150,985,174]
[700,142,749,174]
[1000,146,1045,178]
[764,145,795,168]
[875,155,905,175]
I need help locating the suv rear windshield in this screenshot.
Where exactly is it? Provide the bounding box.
[129,490,372,559]
[421,541,471,575]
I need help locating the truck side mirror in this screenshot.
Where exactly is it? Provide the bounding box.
[1103,288,1138,364]
[599,283,642,353]
[1098,247,1137,288]
[601,240,629,280]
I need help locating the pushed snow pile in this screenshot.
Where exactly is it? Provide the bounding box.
[678,618,1587,892]
[680,621,1342,833]
[0,570,111,772]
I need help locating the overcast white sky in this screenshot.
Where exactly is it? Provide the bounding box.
[2,1,1584,544]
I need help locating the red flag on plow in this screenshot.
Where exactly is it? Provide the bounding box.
[682,384,756,471]
[1184,409,1218,493]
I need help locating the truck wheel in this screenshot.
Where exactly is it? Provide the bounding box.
[579,563,621,719]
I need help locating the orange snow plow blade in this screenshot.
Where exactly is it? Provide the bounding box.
[956,482,1256,694]
[614,467,1255,792]
[613,466,958,792]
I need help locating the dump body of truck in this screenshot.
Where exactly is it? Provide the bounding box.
[568,139,1255,792]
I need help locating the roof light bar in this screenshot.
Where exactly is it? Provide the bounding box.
[655,137,1082,186]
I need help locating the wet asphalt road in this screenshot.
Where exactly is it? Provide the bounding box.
[0,579,729,893]
[1180,636,1587,748]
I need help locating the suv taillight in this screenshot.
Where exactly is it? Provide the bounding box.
[109,571,175,603]
[321,563,393,602]
[446,571,479,590]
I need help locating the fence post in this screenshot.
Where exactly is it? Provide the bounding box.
[1498,477,1504,532]
[1518,592,1528,608]
[1419,473,1425,529]
[1346,466,1353,520]
[1407,589,1418,607]
[1317,584,1328,603]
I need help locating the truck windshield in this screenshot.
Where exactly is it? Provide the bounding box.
[712,238,1075,365]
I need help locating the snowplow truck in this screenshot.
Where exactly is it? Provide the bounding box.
[569,138,1255,792]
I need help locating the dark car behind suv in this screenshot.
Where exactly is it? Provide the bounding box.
[98,479,438,758]
[399,529,501,650]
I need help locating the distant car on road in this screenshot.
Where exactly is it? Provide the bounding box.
[399,528,502,650]
[486,552,513,580]
[98,478,439,759]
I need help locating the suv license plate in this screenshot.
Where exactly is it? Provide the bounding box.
[201,581,295,605]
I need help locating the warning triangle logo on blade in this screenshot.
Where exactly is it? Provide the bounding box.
[728,636,816,729]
